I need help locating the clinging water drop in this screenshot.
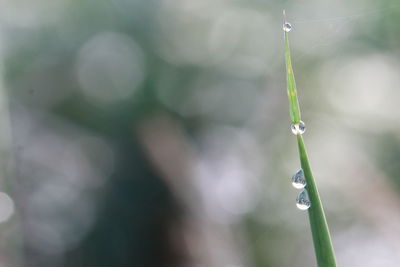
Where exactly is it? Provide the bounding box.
[283,22,292,32]
[292,169,306,189]
[296,189,311,210]
[291,120,306,135]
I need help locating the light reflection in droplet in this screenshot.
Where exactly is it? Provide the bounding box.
[296,189,311,210]
[292,169,306,189]
[291,121,306,135]
[283,22,292,32]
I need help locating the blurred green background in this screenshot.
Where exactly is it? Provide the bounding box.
[0,0,399,266]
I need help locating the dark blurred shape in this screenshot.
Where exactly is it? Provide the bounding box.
[64,139,182,267]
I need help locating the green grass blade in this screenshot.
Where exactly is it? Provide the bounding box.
[284,30,301,124]
[283,13,337,267]
[297,135,337,267]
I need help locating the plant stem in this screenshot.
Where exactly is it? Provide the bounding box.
[297,135,337,267]
[284,31,301,124]
[283,10,337,266]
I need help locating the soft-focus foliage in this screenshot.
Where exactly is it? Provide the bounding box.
[0,0,399,267]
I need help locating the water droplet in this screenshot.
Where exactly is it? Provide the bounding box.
[283,22,292,32]
[290,121,306,135]
[292,169,306,189]
[296,189,311,210]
